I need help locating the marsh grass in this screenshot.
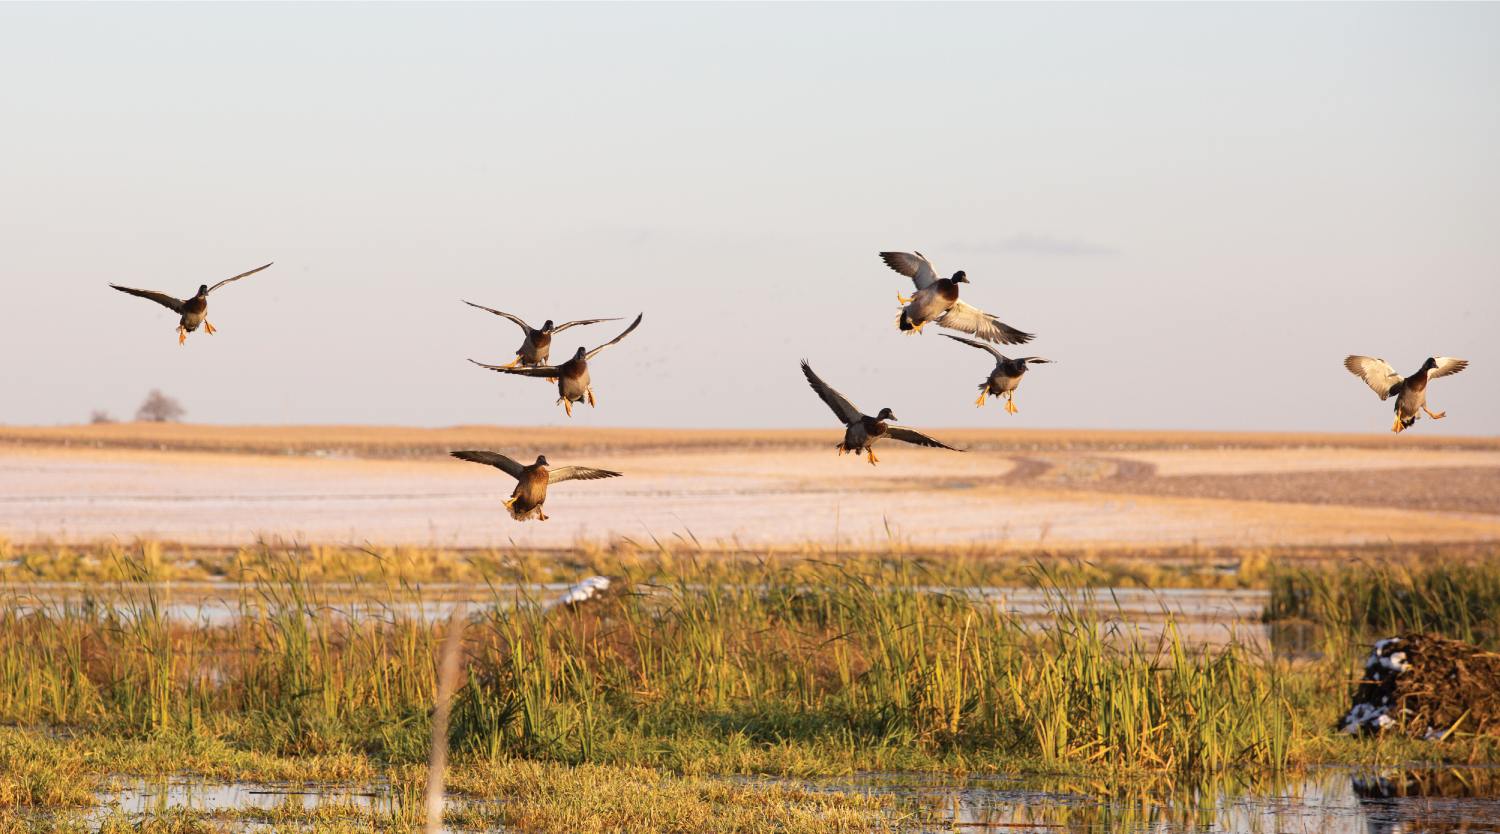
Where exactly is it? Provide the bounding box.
[3,548,1301,781]
[14,536,1489,589]
[1265,558,1500,653]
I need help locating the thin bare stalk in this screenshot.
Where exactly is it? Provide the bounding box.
[425,604,467,834]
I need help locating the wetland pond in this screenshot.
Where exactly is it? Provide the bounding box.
[84,766,1500,833]
[17,581,1443,832]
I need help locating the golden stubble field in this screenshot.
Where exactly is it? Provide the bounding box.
[2,423,1497,549]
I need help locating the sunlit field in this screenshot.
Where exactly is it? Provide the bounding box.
[3,425,1499,832]
[5,424,1499,549]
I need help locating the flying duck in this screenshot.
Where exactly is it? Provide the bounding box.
[1344,355,1469,433]
[470,313,643,417]
[944,334,1052,413]
[110,262,273,345]
[463,301,619,367]
[800,360,961,466]
[879,251,1033,345]
[450,451,621,521]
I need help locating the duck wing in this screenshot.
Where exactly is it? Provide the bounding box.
[548,466,623,484]
[450,450,525,478]
[1344,355,1402,400]
[938,301,1034,345]
[463,301,532,332]
[1430,357,1469,380]
[110,285,186,314]
[879,251,939,290]
[207,262,273,294]
[585,313,643,359]
[552,317,621,334]
[885,426,962,451]
[799,360,862,425]
[942,333,1007,361]
[469,359,561,378]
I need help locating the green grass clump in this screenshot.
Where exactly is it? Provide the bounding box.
[1265,556,1500,652]
[451,562,1296,776]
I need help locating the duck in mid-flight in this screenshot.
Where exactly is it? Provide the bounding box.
[110,262,273,345]
[879,251,1033,345]
[470,313,643,417]
[462,301,619,367]
[943,334,1052,413]
[1344,355,1469,433]
[800,360,961,466]
[450,451,621,521]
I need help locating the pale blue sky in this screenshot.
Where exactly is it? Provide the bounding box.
[1,2,1495,432]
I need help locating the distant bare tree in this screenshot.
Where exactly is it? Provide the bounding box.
[89,409,116,424]
[135,390,186,423]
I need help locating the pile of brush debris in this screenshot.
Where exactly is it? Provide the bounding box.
[1340,633,1500,739]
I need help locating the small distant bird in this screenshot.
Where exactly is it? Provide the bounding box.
[450,451,621,521]
[110,263,273,345]
[470,313,643,417]
[462,301,619,367]
[879,251,1033,345]
[1344,355,1469,433]
[944,334,1052,413]
[800,360,961,466]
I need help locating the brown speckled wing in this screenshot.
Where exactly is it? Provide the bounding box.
[450,450,525,478]
[110,284,186,314]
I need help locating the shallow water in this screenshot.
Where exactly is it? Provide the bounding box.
[83,766,1500,833]
[784,766,1500,833]
[99,777,393,816]
[4,583,1275,649]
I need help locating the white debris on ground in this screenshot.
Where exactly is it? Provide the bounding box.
[548,575,613,610]
[1368,638,1411,674]
[1340,636,1410,735]
[1341,702,1395,734]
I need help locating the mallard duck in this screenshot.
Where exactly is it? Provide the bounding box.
[450,451,621,521]
[1344,356,1469,433]
[110,263,273,345]
[943,334,1052,414]
[879,251,1033,345]
[800,360,961,466]
[470,313,642,416]
[463,301,619,367]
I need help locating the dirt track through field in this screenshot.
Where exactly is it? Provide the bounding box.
[991,453,1500,515]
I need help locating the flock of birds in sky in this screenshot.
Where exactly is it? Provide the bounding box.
[108,252,1471,522]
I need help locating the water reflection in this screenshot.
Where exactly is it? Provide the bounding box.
[85,767,1500,833]
[793,767,1500,833]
